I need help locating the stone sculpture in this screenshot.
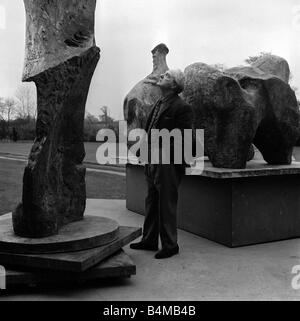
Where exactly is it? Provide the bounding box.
[251,54,290,83]
[13,0,100,237]
[183,55,299,168]
[124,43,169,132]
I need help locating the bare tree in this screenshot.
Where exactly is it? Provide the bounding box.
[100,106,109,124]
[0,97,5,121]
[85,111,99,125]
[84,112,100,142]
[4,98,17,124]
[14,83,37,119]
[99,106,115,127]
[0,97,17,122]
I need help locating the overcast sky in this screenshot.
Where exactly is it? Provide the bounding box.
[0,0,300,119]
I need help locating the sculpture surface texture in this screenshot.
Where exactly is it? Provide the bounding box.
[124,43,169,132]
[183,55,299,168]
[13,0,100,237]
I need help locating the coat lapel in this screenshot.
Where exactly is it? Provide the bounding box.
[145,107,154,132]
[158,94,177,119]
[145,99,161,131]
[145,94,178,131]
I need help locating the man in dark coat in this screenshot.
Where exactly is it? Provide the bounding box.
[130,69,193,259]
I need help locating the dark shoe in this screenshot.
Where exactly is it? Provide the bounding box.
[130,241,158,251]
[155,245,179,259]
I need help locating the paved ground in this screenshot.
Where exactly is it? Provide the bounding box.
[1,199,300,301]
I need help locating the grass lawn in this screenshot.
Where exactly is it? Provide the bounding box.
[0,141,125,165]
[0,142,32,157]
[0,141,101,163]
[2,141,300,162]
[0,159,126,216]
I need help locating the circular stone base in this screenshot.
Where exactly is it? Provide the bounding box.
[0,214,119,254]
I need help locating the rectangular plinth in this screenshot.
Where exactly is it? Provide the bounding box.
[0,227,142,272]
[4,250,136,288]
[126,162,300,247]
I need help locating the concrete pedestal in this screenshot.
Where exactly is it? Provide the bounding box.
[126,161,300,247]
[0,203,142,287]
[0,215,120,254]
[5,250,136,289]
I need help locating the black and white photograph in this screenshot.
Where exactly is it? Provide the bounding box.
[1,0,300,308]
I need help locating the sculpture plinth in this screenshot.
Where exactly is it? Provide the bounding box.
[126,162,300,247]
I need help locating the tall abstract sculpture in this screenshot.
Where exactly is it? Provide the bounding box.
[124,43,169,132]
[13,0,100,237]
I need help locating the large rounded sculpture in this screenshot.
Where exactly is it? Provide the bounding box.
[182,55,299,169]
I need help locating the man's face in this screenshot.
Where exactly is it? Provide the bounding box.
[157,71,176,90]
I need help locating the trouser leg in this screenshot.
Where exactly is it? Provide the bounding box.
[142,170,159,246]
[156,165,184,250]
